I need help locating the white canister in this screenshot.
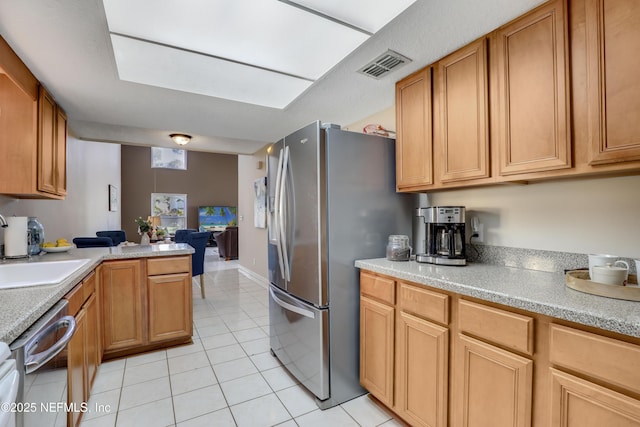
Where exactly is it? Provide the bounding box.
[591,262,629,286]
[5,216,29,257]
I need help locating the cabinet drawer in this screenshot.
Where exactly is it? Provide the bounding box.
[65,283,83,317]
[549,324,640,394]
[398,282,449,325]
[82,270,96,301]
[458,299,534,355]
[147,256,190,276]
[360,272,395,305]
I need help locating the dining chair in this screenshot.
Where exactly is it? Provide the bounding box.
[185,231,211,299]
[174,229,197,243]
[73,237,114,248]
[96,230,127,245]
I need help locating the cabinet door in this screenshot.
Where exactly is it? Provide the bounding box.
[55,107,67,195]
[550,369,640,427]
[396,67,433,190]
[452,334,533,427]
[148,273,192,343]
[101,260,145,352]
[67,307,86,427]
[435,38,490,183]
[360,295,395,407]
[396,311,448,427]
[493,0,571,175]
[85,292,99,391]
[37,86,56,194]
[585,0,640,164]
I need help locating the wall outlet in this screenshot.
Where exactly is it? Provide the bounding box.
[474,223,484,243]
[252,257,256,265]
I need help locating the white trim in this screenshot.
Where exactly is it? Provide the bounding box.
[238,266,269,289]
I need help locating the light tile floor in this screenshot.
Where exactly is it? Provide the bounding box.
[83,248,403,427]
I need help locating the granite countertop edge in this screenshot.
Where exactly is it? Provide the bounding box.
[355,258,640,339]
[0,244,195,344]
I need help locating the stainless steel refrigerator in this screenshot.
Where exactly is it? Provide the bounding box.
[267,121,412,408]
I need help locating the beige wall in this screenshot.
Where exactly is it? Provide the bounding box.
[120,145,237,240]
[343,106,395,135]
[0,137,121,245]
[237,147,269,280]
[430,175,640,258]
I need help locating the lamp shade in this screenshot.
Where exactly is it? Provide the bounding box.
[170,133,191,145]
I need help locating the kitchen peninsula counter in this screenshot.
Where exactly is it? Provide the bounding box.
[0,243,194,343]
[356,258,640,339]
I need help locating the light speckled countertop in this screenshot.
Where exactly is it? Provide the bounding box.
[0,243,194,344]
[355,258,640,338]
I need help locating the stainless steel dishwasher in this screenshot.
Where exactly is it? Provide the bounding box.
[10,300,76,427]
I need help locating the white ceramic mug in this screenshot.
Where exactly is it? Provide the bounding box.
[591,262,629,286]
[589,254,621,279]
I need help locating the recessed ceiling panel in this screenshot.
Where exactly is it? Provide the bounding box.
[103,0,369,80]
[283,0,417,33]
[110,35,313,109]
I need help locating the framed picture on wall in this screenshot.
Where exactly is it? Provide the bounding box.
[254,177,266,228]
[151,147,187,170]
[109,185,118,211]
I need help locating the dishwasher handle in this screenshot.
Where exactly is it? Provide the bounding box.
[24,315,76,374]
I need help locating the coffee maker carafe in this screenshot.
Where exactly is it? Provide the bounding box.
[415,206,466,266]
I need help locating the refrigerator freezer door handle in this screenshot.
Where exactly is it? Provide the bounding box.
[273,148,286,280]
[279,146,291,281]
[270,287,315,319]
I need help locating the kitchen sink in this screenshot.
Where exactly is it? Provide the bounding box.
[0,259,91,289]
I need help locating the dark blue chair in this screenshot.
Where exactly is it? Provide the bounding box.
[96,230,127,245]
[73,237,114,248]
[174,229,197,243]
[185,231,211,298]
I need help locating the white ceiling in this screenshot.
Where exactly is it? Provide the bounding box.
[0,0,544,155]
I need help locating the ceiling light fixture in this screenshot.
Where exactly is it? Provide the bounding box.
[170,133,191,146]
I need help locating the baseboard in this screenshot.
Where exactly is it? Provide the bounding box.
[238,266,269,289]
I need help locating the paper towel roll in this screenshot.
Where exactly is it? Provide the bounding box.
[5,216,28,257]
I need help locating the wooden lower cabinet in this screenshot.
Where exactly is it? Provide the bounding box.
[550,369,640,427]
[452,334,533,427]
[67,305,86,427]
[360,269,640,427]
[85,292,99,388]
[65,270,100,427]
[148,272,192,343]
[102,256,193,358]
[396,311,448,427]
[101,259,145,353]
[360,295,395,407]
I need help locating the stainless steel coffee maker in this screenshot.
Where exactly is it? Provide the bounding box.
[415,206,466,266]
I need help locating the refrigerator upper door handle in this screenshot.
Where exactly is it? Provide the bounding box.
[279,145,291,281]
[269,287,315,319]
[273,148,286,280]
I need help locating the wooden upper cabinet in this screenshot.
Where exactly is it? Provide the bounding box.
[55,107,67,196]
[493,0,572,176]
[395,67,433,190]
[0,36,66,199]
[38,85,66,196]
[585,0,640,164]
[38,86,56,194]
[434,38,490,183]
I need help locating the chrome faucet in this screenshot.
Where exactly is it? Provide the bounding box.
[0,214,7,228]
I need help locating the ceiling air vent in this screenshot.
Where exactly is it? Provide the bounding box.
[358,50,412,79]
